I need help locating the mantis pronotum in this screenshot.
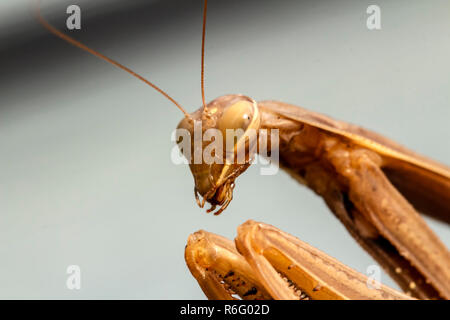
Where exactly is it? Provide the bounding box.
[37,0,450,299]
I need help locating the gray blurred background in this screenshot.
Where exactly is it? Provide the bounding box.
[0,0,449,299]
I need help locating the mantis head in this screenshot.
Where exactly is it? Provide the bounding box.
[176,95,261,215]
[37,0,259,215]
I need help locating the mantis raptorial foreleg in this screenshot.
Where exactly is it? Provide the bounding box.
[325,145,450,298]
[186,221,413,300]
[185,229,273,300]
[295,161,442,299]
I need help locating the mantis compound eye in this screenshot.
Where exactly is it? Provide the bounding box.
[217,100,255,134]
[217,99,260,164]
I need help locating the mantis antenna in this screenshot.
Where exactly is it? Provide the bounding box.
[35,0,192,120]
[200,0,209,113]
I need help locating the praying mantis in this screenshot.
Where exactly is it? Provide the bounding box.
[37,0,450,299]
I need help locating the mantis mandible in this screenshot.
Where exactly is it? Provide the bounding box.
[37,0,450,299]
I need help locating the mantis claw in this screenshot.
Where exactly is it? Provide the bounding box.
[194,187,204,208]
[212,187,233,216]
[206,204,216,213]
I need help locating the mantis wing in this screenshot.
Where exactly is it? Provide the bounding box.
[259,100,450,224]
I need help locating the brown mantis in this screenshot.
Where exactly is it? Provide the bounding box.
[37,0,450,299]
[179,92,450,300]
